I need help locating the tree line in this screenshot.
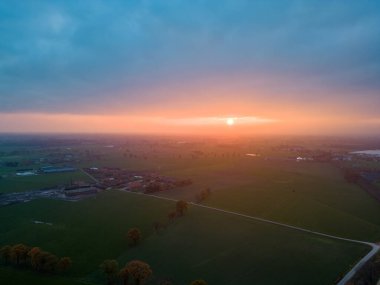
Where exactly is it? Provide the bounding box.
[100,259,151,285]
[118,200,206,284]
[153,200,189,234]
[127,200,189,242]
[0,243,72,274]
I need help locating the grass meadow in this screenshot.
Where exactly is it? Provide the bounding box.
[0,171,93,194]
[161,157,380,241]
[0,191,369,285]
[1,141,380,284]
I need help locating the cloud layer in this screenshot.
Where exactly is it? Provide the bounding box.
[0,0,379,121]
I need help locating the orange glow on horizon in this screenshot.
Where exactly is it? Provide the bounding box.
[0,113,278,134]
[0,110,378,136]
[0,73,375,135]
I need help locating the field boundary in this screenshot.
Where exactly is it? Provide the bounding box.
[80,168,99,183]
[123,191,380,285]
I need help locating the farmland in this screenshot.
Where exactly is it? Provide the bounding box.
[1,134,380,284]
[160,159,380,241]
[0,191,370,285]
[0,172,92,194]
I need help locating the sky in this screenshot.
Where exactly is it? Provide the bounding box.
[0,0,379,135]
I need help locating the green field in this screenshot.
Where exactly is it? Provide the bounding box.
[0,171,93,194]
[1,138,380,284]
[0,191,369,284]
[0,267,83,285]
[157,158,380,241]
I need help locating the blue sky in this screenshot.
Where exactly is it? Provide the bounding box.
[0,0,380,133]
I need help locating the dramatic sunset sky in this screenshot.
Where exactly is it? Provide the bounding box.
[0,0,379,135]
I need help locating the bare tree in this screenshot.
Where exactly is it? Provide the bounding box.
[176,200,188,216]
[127,228,142,246]
[119,266,130,285]
[0,245,11,264]
[126,260,152,285]
[100,259,119,285]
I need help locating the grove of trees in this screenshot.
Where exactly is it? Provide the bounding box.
[100,259,152,285]
[0,243,72,274]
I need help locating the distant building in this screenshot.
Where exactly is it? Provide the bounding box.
[16,171,36,176]
[64,186,99,197]
[40,166,76,174]
[16,169,36,176]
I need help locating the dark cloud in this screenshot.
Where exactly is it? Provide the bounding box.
[0,0,379,114]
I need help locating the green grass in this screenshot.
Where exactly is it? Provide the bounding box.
[0,191,370,284]
[0,267,83,285]
[113,205,368,285]
[0,191,173,275]
[0,171,93,193]
[75,148,380,241]
[1,141,380,284]
[157,158,380,241]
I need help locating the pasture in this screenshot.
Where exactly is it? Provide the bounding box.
[0,190,371,284]
[160,157,380,241]
[0,171,93,194]
[1,137,380,284]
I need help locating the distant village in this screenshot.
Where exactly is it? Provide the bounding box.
[1,141,379,206]
[0,166,192,207]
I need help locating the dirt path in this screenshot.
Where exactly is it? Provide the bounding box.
[124,191,379,285]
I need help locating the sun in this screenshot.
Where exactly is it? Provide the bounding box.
[226,118,235,126]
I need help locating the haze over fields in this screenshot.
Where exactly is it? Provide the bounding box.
[1,1,380,285]
[0,0,380,135]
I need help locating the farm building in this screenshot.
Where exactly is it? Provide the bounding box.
[64,186,99,197]
[40,166,77,174]
[16,169,36,176]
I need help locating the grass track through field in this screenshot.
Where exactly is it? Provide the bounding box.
[125,191,380,285]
